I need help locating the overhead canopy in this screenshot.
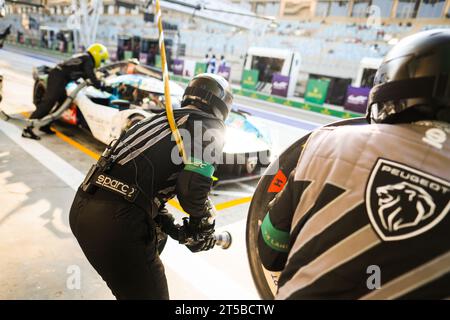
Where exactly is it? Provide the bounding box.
[5,0,44,7]
[21,0,264,30]
[159,0,260,30]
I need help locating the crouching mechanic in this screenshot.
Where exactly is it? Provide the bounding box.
[69,74,233,299]
[22,43,109,140]
[258,29,450,299]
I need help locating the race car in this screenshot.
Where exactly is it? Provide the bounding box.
[32,61,273,176]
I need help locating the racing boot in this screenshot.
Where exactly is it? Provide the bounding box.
[22,126,40,140]
[39,124,55,135]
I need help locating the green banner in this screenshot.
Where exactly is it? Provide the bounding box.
[241,69,259,91]
[155,55,162,68]
[304,78,330,105]
[194,62,207,75]
[124,50,133,60]
[68,42,74,53]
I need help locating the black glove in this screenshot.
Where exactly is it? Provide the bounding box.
[184,215,216,253]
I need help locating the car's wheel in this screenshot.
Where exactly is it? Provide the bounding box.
[246,118,366,299]
[246,136,306,300]
[33,80,46,106]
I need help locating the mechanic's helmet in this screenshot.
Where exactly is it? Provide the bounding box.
[367,29,450,124]
[181,73,233,121]
[87,43,110,69]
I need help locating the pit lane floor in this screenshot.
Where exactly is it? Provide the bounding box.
[0,48,338,299]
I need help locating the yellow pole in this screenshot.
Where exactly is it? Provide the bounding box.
[155,0,188,164]
[154,0,219,220]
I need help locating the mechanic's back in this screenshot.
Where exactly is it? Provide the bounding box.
[57,52,102,87]
[258,30,450,299]
[276,122,449,299]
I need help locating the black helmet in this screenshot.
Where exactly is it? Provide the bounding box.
[181,73,233,121]
[367,29,450,124]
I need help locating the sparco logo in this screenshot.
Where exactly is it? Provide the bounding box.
[95,174,137,200]
[366,158,450,241]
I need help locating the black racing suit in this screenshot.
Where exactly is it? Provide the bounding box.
[0,25,11,48]
[69,108,225,299]
[30,53,102,128]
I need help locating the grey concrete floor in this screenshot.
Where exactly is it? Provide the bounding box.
[0,129,112,299]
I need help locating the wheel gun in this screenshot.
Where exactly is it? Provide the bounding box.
[157,199,232,250]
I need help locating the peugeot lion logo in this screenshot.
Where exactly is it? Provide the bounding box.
[366,159,450,241]
[376,182,436,232]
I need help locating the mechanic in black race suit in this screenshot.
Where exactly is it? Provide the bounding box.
[258,29,450,299]
[69,73,233,299]
[0,24,11,48]
[22,43,109,140]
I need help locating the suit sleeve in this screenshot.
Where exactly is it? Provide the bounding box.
[258,165,309,271]
[176,119,225,218]
[176,159,215,218]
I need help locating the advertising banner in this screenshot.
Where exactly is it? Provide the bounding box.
[155,55,162,68]
[344,86,371,114]
[271,73,290,97]
[218,65,231,80]
[110,49,117,62]
[124,50,133,60]
[194,62,207,75]
[304,78,330,105]
[139,53,148,64]
[172,59,185,75]
[241,69,259,91]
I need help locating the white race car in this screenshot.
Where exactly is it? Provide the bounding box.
[33,61,273,176]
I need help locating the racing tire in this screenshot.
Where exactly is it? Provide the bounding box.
[33,80,46,106]
[245,118,366,299]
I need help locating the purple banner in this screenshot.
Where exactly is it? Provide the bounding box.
[344,86,371,113]
[271,73,290,97]
[172,59,185,76]
[110,50,117,62]
[218,65,231,80]
[139,53,148,64]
